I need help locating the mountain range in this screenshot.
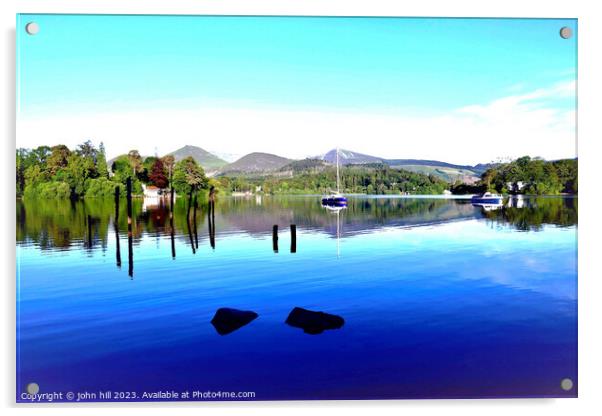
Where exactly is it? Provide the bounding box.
[315,148,490,183]
[112,145,491,183]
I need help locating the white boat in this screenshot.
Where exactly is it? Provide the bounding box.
[321,147,347,207]
[471,192,503,205]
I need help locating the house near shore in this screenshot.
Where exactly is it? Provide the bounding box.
[142,184,172,199]
[506,181,526,193]
[142,184,160,198]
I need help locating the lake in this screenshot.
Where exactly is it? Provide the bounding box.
[16,195,578,401]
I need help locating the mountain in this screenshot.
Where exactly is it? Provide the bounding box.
[317,149,484,183]
[471,163,497,175]
[218,152,293,175]
[318,148,384,165]
[110,145,488,184]
[166,145,228,170]
[279,158,332,174]
[386,158,474,170]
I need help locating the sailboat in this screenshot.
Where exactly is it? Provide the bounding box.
[321,148,348,207]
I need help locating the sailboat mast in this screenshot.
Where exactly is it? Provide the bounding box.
[336,147,340,193]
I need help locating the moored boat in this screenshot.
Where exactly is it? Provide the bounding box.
[322,193,347,206]
[321,147,347,207]
[471,192,503,205]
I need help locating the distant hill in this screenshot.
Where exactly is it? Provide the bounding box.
[318,149,483,183]
[385,158,473,170]
[471,163,497,175]
[218,152,292,175]
[165,145,228,170]
[279,158,332,174]
[389,164,480,184]
[109,145,489,184]
[318,148,384,165]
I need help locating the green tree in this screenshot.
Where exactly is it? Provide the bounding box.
[172,156,208,195]
[64,153,91,197]
[97,142,109,179]
[475,156,577,195]
[85,177,125,198]
[24,164,47,187]
[162,155,175,185]
[140,156,158,183]
[127,150,144,178]
[110,155,144,195]
[47,145,72,176]
[77,140,97,159]
[28,146,51,169]
[16,148,31,196]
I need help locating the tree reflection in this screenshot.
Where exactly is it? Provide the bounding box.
[16,196,577,254]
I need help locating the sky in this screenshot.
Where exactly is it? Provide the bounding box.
[17,15,577,165]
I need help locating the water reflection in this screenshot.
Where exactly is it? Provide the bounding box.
[16,196,577,254]
[484,196,578,231]
[472,203,503,212]
[323,205,345,258]
[16,194,578,399]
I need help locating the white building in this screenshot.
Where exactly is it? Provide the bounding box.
[141,184,161,198]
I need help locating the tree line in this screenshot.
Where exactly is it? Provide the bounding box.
[451,156,577,195]
[16,141,209,199]
[215,163,450,195]
[215,158,577,196]
[16,143,578,198]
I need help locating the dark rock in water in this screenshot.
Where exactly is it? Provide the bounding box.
[285,307,345,335]
[211,308,258,335]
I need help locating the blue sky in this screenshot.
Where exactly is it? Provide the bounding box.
[17,15,577,164]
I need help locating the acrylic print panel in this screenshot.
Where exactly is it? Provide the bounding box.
[16,14,578,402]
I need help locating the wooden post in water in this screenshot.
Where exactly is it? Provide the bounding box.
[209,219,215,248]
[126,178,133,224]
[186,217,196,254]
[208,186,216,249]
[273,225,279,253]
[187,189,193,221]
[87,214,93,248]
[208,206,216,249]
[193,194,198,249]
[126,177,134,278]
[114,186,120,220]
[185,188,196,254]
[170,187,176,259]
[290,224,297,253]
[114,186,121,268]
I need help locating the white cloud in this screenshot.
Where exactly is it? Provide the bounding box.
[17,81,576,165]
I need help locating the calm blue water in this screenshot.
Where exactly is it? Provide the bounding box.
[16,196,577,401]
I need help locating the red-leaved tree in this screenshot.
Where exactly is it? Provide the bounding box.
[149,158,169,189]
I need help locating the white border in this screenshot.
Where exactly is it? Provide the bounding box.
[2,1,601,415]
